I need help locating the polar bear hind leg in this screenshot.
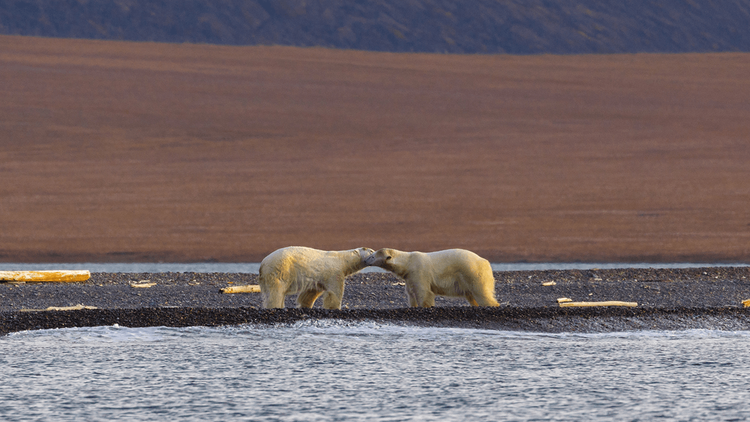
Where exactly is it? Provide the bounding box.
[471,274,500,307]
[473,290,500,307]
[261,277,287,309]
[320,276,345,309]
[465,292,480,306]
[454,269,499,307]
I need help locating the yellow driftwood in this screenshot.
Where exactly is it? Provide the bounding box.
[0,270,90,283]
[220,285,261,294]
[742,299,750,308]
[20,304,98,312]
[560,301,638,308]
[130,281,156,288]
[557,297,573,303]
[542,281,556,286]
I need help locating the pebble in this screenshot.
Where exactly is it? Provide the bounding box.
[1,267,749,335]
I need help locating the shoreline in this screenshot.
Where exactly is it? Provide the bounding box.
[2,268,749,335]
[4,306,750,335]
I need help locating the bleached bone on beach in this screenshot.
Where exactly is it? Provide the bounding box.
[0,270,90,282]
[220,285,261,294]
[559,301,638,307]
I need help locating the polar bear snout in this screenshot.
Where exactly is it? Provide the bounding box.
[364,249,392,266]
[358,247,376,261]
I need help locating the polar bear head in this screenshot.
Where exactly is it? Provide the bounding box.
[364,248,398,269]
[356,247,376,262]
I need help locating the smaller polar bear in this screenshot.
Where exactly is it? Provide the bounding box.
[259,246,375,309]
[365,248,500,308]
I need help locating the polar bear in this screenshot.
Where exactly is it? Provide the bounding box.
[365,248,500,308]
[259,246,375,309]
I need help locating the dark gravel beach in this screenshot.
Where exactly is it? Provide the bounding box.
[2,267,749,335]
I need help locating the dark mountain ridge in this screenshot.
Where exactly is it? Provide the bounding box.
[2,0,750,54]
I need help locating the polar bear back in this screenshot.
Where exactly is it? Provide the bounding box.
[260,246,361,293]
[420,249,492,279]
[261,246,341,278]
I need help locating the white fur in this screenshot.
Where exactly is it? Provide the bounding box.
[259,246,374,309]
[365,248,500,308]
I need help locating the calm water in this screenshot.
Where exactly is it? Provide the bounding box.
[2,322,749,421]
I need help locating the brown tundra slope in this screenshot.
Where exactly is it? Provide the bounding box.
[1,35,749,263]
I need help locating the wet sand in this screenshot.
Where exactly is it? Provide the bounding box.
[2,267,749,335]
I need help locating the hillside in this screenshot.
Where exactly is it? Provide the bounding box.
[2,0,750,54]
[2,35,749,262]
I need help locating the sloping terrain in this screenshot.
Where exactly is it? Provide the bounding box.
[1,35,749,263]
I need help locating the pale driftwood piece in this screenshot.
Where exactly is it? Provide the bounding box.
[220,285,261,294]
[130,281,156,288]
[0,270,90,282]
[542,281,556,286]
[20,304,98,312]
[559,301,638,308]
[557,297,573,303]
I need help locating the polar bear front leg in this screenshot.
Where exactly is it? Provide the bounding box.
[406,289,418,307]
[420,290,436,308]
[405,279,435,308]
[321,275,346,309]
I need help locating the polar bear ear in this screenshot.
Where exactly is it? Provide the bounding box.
[385,255,392,261]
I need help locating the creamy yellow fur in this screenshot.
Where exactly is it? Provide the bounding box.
[259,246,374,309]
[366,248,500,308]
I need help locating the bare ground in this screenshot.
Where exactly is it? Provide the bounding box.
[2,267,749,334]
[1,35,749,264]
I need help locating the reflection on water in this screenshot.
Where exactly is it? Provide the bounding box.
[0,262,747,273]
[2,322,750,421]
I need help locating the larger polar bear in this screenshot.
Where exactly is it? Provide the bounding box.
[259,246,375,309]
[365,248,500,308]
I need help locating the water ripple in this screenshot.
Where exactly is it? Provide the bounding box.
[2,323,750,421]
